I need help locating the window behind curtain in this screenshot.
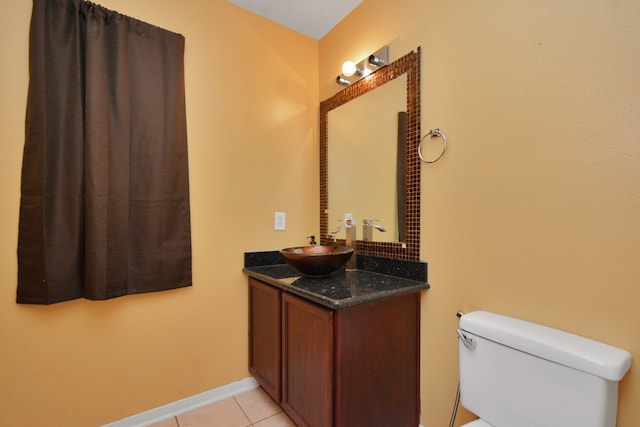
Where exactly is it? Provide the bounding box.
[17,0,192,304]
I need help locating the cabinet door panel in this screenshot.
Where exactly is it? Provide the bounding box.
[334,293,420,426]
[249,278,281,402]
[282,293,334,427]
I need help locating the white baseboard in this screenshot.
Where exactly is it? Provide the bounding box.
[103,376,425,427]
[102,377,259,427]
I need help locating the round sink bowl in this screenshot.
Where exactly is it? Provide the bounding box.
[281,245,354,277]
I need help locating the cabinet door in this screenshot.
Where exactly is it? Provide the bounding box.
[334,293,420,426]
[248,278,281,403]
[281,293,334,427]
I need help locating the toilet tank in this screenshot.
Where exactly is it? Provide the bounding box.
[458,311,631,427]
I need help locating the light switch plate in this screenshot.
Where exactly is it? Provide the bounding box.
[274,212,286,230]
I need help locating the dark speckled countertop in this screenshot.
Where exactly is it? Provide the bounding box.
[243,251,429,309]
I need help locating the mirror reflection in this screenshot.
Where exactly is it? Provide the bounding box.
[328,77,406,243]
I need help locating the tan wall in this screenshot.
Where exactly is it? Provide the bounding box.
[0,0,318,426]
[321,0,640,426]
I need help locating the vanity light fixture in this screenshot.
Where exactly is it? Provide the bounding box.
[334,45,389,88]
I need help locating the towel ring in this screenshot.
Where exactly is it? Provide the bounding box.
[418,128,447,164]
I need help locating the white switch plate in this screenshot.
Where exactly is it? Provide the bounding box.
[274,212,286,230]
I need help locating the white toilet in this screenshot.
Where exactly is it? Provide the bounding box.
[457,311,632,427]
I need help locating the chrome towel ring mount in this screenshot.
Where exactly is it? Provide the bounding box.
[418,128,447,164]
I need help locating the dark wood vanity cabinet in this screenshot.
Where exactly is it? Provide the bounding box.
[248,277,421,427]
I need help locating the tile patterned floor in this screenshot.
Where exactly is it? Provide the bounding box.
[148,387,296,427]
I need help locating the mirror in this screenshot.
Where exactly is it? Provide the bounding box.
[328,77,406,243]
[319,48,421,261]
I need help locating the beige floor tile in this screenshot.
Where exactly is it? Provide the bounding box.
[233,387,282,424]
[147,417,178,427]
[252,412,297,427]
[177,398,251,427]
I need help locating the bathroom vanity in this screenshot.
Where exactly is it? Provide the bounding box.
[243,46,426,427]
[244,253,428,427]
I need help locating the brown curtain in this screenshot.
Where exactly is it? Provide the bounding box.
[17,0,192,304]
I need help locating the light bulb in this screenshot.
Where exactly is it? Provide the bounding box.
[336,76,350,86]
[368,55,386,67]
[341,61,357,77]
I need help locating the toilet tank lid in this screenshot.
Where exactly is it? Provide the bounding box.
[459,311,632,381]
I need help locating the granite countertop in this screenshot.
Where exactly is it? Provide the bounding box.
[243,251,429,309]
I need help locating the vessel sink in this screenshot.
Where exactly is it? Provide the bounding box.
[281,245,354,277]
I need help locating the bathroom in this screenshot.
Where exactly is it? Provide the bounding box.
[0,0,638,426]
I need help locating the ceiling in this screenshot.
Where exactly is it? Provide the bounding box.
[227,0,363,40]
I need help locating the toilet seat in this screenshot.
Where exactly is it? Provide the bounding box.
[461,420,494,427]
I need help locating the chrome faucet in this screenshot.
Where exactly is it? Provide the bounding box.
[332,218,357,271]
[362,219,386,242]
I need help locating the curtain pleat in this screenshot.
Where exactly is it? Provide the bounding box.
[17,0,192,304]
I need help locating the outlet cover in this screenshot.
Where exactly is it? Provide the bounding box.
[274,212,286,231]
